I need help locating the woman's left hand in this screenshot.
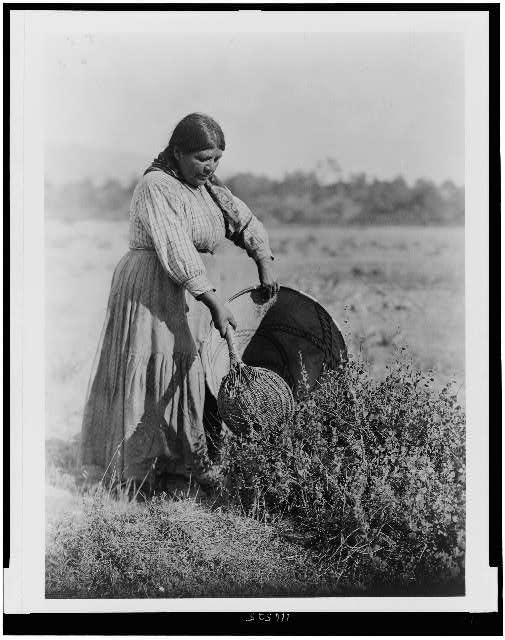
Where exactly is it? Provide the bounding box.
[256,258,280,299]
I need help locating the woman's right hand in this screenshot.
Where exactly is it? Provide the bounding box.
[211,302,237,338]
[198,291,237,337]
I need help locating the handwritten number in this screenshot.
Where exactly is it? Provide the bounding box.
[244,612,290,623]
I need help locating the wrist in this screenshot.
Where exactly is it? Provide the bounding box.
[198,290,220,311]
[256,257,271,274]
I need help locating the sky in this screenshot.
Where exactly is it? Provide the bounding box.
[44,31,464,185]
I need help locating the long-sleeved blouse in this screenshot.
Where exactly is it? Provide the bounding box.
[128,170,273,297]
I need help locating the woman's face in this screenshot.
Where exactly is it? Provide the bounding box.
[175,146,223,187]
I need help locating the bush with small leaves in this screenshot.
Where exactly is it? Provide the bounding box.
[220,357,465,591]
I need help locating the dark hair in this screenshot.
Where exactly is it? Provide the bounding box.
[158,113,226,167]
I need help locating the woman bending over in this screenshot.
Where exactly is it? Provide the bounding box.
[80,112,278,491]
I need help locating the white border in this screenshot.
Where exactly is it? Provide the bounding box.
[7,8,497,615]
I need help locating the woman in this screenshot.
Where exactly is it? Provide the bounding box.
[80,113,278,491]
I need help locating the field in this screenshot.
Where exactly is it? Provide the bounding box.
[45,219,465,597]
[45,220,465,441]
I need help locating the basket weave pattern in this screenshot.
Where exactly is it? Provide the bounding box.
[217,326,295,436]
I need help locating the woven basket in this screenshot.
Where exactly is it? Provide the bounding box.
[202,286,347,400]
[217,325,295,436]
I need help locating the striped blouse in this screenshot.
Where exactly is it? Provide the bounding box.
[129,171,273,298]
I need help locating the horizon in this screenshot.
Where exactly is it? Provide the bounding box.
[44,141,464,189]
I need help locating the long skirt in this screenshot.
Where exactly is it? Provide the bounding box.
[80,248,220,486]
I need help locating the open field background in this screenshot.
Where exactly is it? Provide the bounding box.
[46,220,465,442]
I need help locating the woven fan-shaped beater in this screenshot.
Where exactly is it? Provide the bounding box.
[217,325,295,436]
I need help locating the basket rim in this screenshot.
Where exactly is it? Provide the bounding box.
[227,283,346,340]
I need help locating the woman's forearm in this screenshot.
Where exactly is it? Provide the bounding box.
[255,255,279,297]
[256,255,276,279]
[198,290,221,313]
[197,290,237,336]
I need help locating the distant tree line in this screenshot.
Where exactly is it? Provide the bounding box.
[45,171,464,226]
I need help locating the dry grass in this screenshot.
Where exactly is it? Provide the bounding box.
[46,483,346,598]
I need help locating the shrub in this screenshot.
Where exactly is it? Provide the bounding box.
[219,358,465,592]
